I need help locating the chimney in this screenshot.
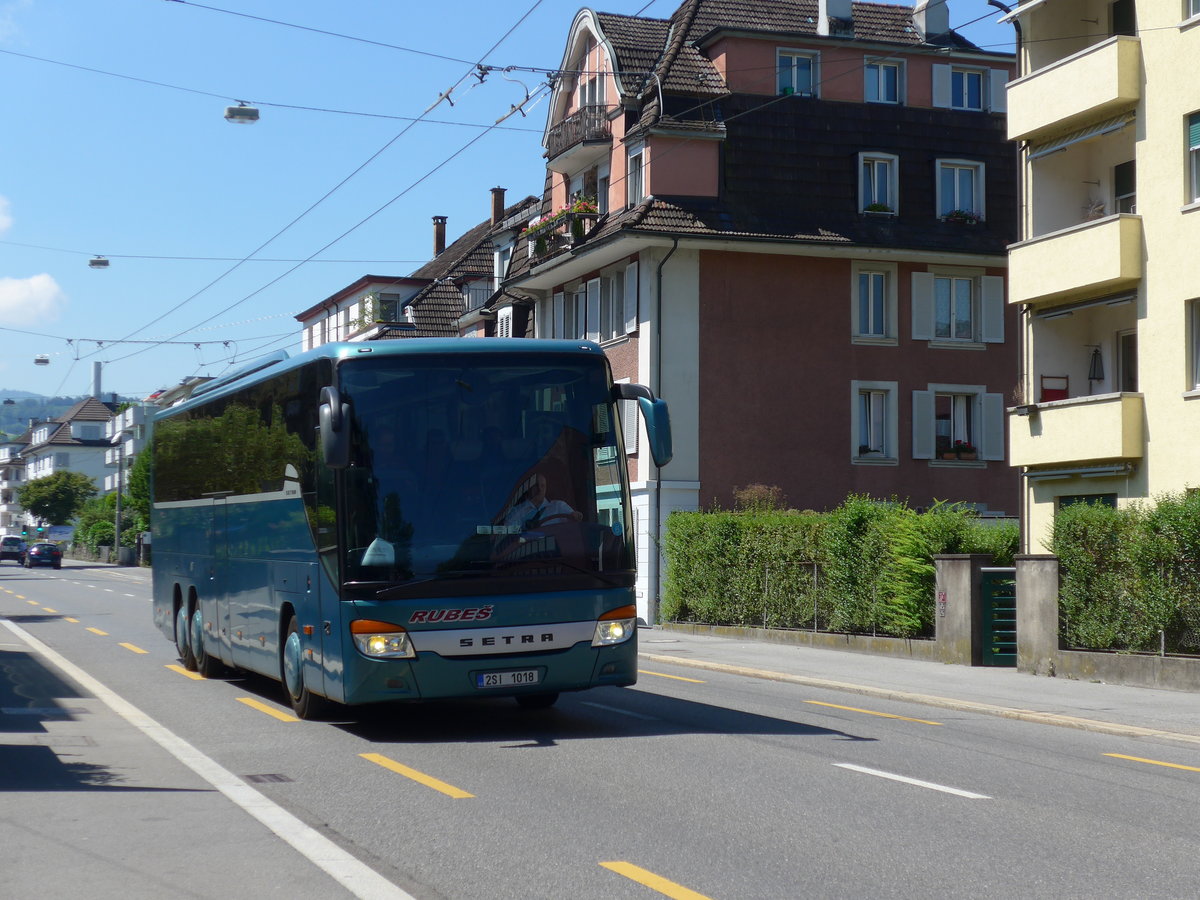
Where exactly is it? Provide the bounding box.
[491,187,506,226]
[432,215,447,256]
[91,361,102,400]
[912,0,949,38]
[817,0,853,36]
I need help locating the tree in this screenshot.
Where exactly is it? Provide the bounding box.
[18,471,98,525]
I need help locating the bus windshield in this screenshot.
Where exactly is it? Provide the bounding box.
[336,353,633,595]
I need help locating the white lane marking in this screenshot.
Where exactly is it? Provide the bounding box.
[580,701,658,721]
[834,763,991,799]
[1,618,413,900]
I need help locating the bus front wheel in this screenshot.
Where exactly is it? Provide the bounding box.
[282,616,328,720]
[191,607,223,679]
[175,605,197,671]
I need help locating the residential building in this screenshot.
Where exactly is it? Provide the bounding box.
[0,433,26,535]
[496,0,1019,620]
[104,404,149,493]
[1005,0,1199,551]
[20,397,118,510]
[295,189,542,347]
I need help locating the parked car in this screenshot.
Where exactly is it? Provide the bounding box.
[24,542,62,569]
[0,535,26,565]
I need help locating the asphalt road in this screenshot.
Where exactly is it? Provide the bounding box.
[3,561,1200,899]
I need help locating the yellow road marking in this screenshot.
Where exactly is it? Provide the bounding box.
[27,600,38,606]
[237,697,299,722]
[360,752,474,798]
[64,617,79,623]
[86,627,108,636]
[119,642,148,655]
[14,594,24,599]
[165,664,204,680]
[804,700,942,726]
[600,862,714,900]
[638,669,706,684]
[42,607,57,614]
[1105,753,1200,773]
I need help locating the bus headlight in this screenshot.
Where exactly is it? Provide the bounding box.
[351,619,416,659]
[592,605,637,647]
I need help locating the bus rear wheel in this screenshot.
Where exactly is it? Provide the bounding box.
[175,605,197,671]
[191,607,224,679]
[282,616,328,720]
[515,692,559,710]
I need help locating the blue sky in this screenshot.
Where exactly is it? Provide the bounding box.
[0,0,1016,400]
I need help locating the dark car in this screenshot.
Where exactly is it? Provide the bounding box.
[0,535,26,565]
[24,542,62,569]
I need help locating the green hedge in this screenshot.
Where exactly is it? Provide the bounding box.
[1051,493,1200,653]
[662,495,1018,638]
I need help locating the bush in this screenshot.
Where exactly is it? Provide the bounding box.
[662,494,1017,637]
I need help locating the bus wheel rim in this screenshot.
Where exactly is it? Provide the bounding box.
[175,606,190,655]
[283,630,303,699]
[190,608,204,663]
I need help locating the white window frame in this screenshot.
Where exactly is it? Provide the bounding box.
[627,145,645,206]
[936,159,985,219]
[859,152,898,213]
[950,67,985,110]
[851,380,898,462]
[1189,0,1200,21]
[912,384,1006,461]
[851,261,897,344]
[1189,112,1200,203]
[865,59,902,104]
[777,49,819,97]
[932,65,1007,113]
[911,270,1005,345]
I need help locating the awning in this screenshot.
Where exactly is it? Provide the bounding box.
[999,0,1052,23]
[1025,463,1133,481]
[1034,291,1136,319]
[1028,112,1136,160]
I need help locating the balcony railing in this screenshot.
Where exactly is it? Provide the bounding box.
[1008,214,1142,308]
[1010,392,1143,468]
[526,211,600,261]
[1008,36,1140,143]
[546,105,611,168]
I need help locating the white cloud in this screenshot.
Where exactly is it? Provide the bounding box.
[0,274,66,325]
[0,1,32,43]
[0,195,11,234]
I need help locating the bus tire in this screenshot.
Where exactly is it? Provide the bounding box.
[282,615,328,720]
[191,607,224,679]
[515,692,559,710]
[175,604,197,671]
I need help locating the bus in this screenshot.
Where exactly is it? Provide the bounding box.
[150,339,671,718]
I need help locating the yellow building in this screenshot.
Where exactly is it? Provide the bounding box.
[1005,0,1200,551]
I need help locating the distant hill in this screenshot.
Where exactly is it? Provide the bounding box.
[0,393,140,441]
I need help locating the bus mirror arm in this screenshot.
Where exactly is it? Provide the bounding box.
[612,383,673,469]
[319,386,351,469]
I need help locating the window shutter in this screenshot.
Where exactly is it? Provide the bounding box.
[586,278,601,342]
[912,390,935,459]
[1190,113,1200,150]
[988,70,1008,113]
[981,392,1006,460]
[911,272,935,340]
[553,292,564,338]
[497,307,513,338]
[575,291,587,340]
[623,261,639,334]
[931,64,950,108]
[980,276,1005,343]
[622,398,639,453]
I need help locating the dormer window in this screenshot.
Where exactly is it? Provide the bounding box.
[777,50,818,97]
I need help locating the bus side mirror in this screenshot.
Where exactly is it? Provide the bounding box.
[612,383,673,469]
[319,386,351,469]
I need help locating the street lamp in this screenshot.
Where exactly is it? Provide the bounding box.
[224,102,259,124]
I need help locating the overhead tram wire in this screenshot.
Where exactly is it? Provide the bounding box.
[99,0,551,368]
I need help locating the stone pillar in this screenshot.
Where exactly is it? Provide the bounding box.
[934,554,993,665]
[1015,554,1059,675]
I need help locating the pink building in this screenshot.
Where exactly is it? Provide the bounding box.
[486,0,1020,621]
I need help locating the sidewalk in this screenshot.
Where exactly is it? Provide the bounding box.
[641,627,1200,745]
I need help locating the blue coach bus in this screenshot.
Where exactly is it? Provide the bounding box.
[150,339,671,717]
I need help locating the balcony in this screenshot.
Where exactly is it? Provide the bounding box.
[1010,392,1143,468]
[546,105,612,173]
[1008,214,1141,308]
[1008,36,1140,143]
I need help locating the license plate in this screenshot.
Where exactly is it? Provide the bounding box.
[476,669,540,689]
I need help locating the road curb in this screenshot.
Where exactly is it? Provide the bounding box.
[640,652,1200,746]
